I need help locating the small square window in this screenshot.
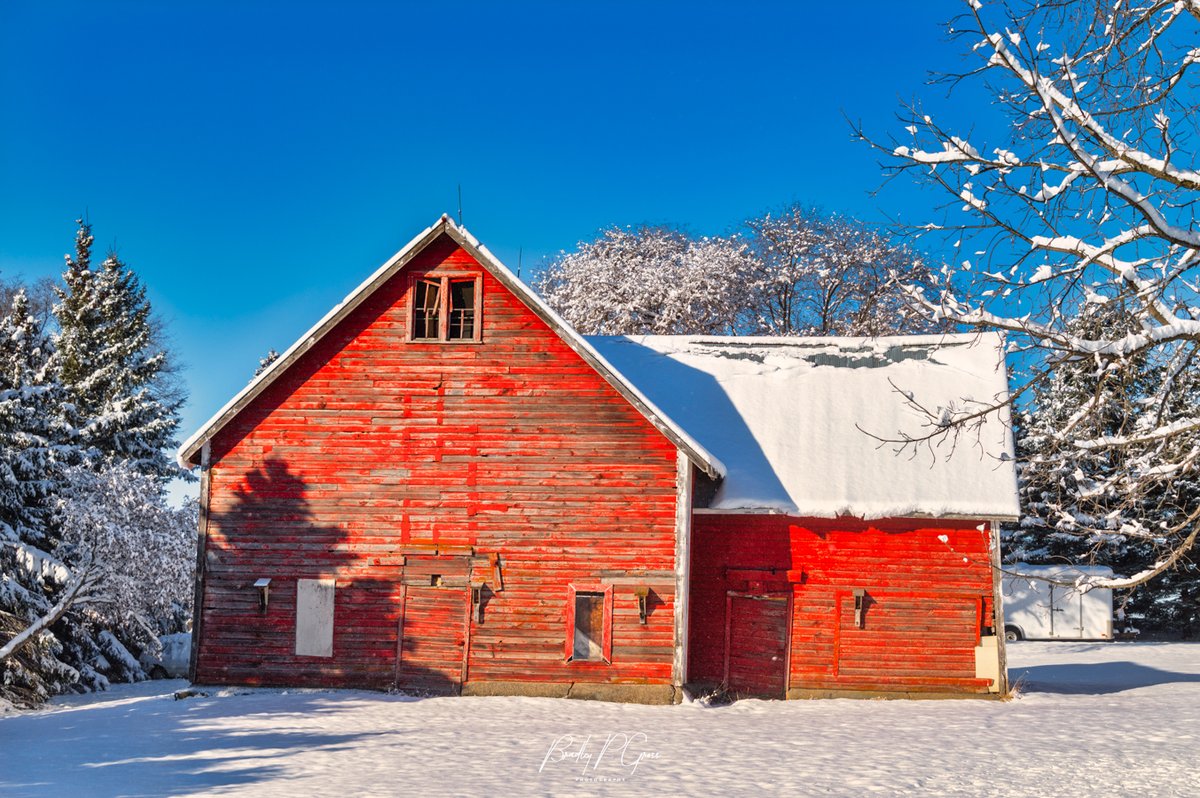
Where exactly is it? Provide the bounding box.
[409,274,481,342]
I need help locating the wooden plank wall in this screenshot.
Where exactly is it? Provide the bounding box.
[196,235,680,689]
[689,514,998,695]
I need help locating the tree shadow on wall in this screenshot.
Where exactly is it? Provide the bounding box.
[198,456,461,695]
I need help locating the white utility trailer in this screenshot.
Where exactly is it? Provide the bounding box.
[1001,564,1114,641]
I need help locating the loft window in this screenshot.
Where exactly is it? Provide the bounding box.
[413,279,441,340]
[409,274,482,342]
[565,584,613,663]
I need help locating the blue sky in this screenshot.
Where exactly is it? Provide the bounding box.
[1,1,997,497]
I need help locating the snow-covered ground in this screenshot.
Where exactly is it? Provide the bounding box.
[2,642,1198,797]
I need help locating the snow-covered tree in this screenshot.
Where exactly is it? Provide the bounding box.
[0,289,65,543]
[538,213,943,337]
[54,465,196,652]
[0,288,85,704]
[1,222,196,705]
[54,219,184,480]
[0,274,56,332]
[1,463,196,703]
[536,226,755,334]
[865,0,1200,589]
[743,205,952,336]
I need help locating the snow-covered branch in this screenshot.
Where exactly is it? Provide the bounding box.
[0,568,99,663]
[863,0,1200,592]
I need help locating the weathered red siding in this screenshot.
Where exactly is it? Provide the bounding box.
[195,235,680,692]
[689,514,999,696]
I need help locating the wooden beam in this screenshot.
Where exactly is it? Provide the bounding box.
[672,453,694,690]
[989,520,1010,694]
[187,441,212,682]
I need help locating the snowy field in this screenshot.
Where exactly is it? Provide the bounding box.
[2,642,1199,797]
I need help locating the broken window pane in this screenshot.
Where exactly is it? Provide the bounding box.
[449,279,476,340]
[413,279,441,339]
[573,591,605,661]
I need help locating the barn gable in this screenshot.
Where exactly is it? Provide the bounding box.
[178,215,721,478]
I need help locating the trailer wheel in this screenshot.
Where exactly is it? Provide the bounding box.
[1004,626,1022,643]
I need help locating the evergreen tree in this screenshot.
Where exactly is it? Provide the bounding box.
[0,288,82,703]
[0,289,64,542]
[2,221,196,706]
[53,220,183,479]
[1007,305,1200,633]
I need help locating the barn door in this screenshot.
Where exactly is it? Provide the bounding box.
[724,592,791,699]
[395,558,472,694]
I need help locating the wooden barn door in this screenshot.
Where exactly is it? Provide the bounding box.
[724,592,792,699]
[395,557,472,694]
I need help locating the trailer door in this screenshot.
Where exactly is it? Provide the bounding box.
[1048,585,1083,639]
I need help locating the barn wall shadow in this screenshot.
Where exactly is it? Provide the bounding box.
[198,456,459,695]
[1012,659,1200,695]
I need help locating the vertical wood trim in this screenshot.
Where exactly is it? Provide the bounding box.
[832,591,843,678]
[989,520,1010,693]
[393,583,408,689]
[722,592,733,687]
[187,441,212,682]
[672,453,694,689]
[461,587,473,688]
[564,584,578,661]
[403,275,416,340]
[783,592,794,695]
[469,273,483,343]
[438,276,449,340]
[601,584,614,664]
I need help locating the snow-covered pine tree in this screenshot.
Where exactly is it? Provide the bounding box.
[53,220,183,480]
[54,219,97,395]
[1008,306,1200,632]
[1005,306,1154,556]
[865,0,1200,590]
[0,289,65,542]
[2,223,197,705]
[0,288,83,704]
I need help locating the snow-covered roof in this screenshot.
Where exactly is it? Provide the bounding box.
[587,334,1021,520]
[177,216,724,477]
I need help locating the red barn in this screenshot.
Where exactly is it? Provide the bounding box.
[179,216,1019,702]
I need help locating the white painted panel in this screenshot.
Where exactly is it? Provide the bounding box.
[296,578,335,657]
